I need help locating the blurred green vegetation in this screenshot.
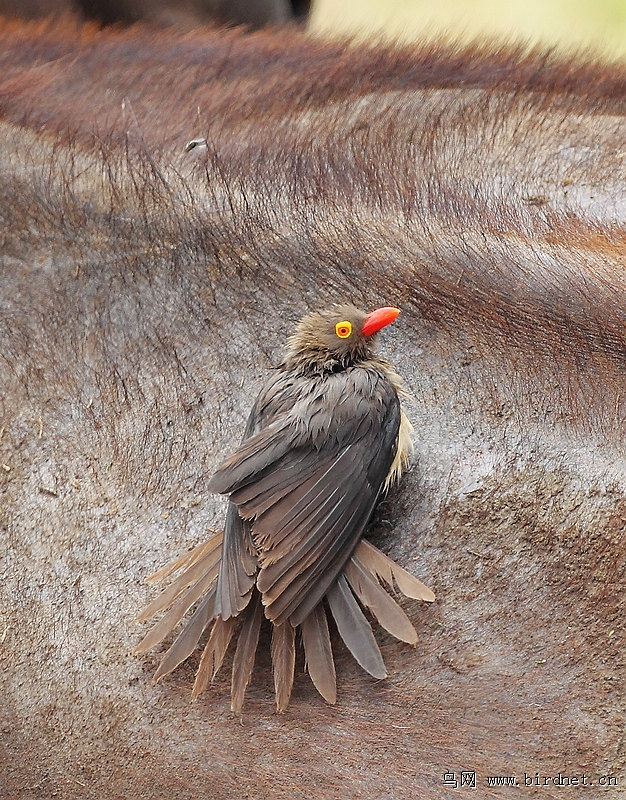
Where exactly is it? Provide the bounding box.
[309,0,626,57]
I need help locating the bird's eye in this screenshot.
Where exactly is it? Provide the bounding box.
[335,321,352,339]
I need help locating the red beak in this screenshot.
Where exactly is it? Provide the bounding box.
[361,306,400,337]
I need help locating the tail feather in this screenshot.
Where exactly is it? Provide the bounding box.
[192,615,237,699]
[231,594,264,713]
[344,557,418,644]
[144,532,223,585]
[354,539,435,602]
[326,574,387,680]
[135,535,434,710]
[271,622,296,712]
[300,603,336,704]
[134,565,220,654]
[135,548,221,623]
[153,589,217,681]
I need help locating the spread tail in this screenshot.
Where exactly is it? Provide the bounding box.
[134,536,434,711]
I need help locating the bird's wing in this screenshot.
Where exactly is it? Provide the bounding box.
[208,368,400,626]
[211,378,298,620]
[207,419,295,495]
[214,501,257,619]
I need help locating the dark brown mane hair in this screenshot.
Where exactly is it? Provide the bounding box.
[1,19,624,431]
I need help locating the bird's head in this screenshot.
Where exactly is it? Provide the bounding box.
[284,304,400,373]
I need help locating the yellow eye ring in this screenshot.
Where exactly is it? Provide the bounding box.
[335,321,352,339]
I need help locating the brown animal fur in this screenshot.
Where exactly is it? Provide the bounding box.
[0,16,624,800]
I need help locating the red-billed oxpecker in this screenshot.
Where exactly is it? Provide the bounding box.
[135,305,435,711]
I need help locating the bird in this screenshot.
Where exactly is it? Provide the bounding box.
[135,304,435,712]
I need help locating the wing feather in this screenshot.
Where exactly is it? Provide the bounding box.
[255,448,363,585]
[250,445,355,551]
[262,469,379,625]
[215,502,258,619]
[228,451,320,517]
[207,421,294,495]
